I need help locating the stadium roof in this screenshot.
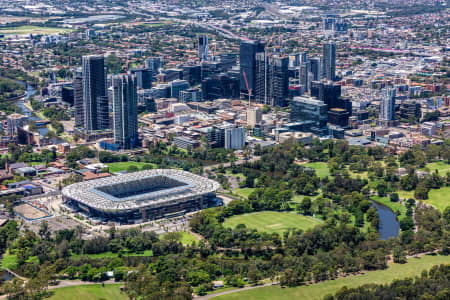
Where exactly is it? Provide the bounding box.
[62,169,220,212]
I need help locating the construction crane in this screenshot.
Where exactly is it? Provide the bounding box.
[243,70,252,107]
[264,32,276,105]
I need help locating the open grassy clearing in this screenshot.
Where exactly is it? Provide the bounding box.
[225,170,246,180]
[397,190,415,200]
[48,284,125,300]
[423,161,450,176]
[291,194,322,204]
[223,211,323,235]
[398,187,449,213]
[1,250,39,270]
[70,249,153,260]
[233,188,255,198]
[216,255,450,300]
[425,186,450,212]
[107,161,157,173]
[179,231,199,245]
[0,25,71,35]
[301,162,330,179]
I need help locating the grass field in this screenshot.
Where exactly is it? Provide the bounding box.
[71,250,153,260]
[162,231,199,245]
[0,25,71,36]
[425,186,450,212]
[398,186,448,213]
[233,188,255,198]
[301,162,330,179]
[179,231,199,245]
[291,194,321,204]
[216,255,450,300]
[48,284,126,300]
[223,211,323,235]
[397,190,415,200]
[1,250,38,270]
[107,162,157,173]
[424,161,450,176]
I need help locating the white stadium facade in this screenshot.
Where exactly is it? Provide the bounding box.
[62,169,220,223]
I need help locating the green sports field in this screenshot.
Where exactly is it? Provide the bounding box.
[215,255,450,300]
[223,211,322,235]
[0,25,71,36]
[48,284,125,300]
[301,162,330,178]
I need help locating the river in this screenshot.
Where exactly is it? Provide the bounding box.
[13,81,64,144]
[371,200,400,240]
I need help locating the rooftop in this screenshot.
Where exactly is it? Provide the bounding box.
[62,169,220,212]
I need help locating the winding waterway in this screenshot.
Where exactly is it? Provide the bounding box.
[13,81,64,144]
[371,200,400,240]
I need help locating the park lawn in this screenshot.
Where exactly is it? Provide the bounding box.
[180,231,198,245]
[347,169,369,180]
[48,284,126,300]
[233,188,255,198]
[371,196,407,220]
[223,211,323,235]
[0,26,71,35]
[225,170,246,180]
[302,162,330,179]
[107,162,157,173]
[216,255,450,300]
[397,186,448,213]
[291,194,322,204]
[397,190,415,200]
[1,250,39,270]
[424,186,450,212]
[71,250,153,260]
[423,161,450,176]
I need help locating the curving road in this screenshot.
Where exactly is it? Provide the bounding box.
[195,282,278,299]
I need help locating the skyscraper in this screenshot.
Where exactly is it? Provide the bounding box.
[311,81,341,109]
[322,42,336,81]
[310,80,352,116]
[309,57,321,81]
[255,54,289,107]
[82,55,109,131]
[112,74,138,149]
[290,96,328,135]
[73,68,84,128]
[224,127,246,150]
[130,68,152,89]
[299,61,311,92]
[239,40,265,94]
[198,35,208,61]
[379,88,396,121]
[170,79,189,99]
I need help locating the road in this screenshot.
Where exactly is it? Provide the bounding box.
[195,282,278,299]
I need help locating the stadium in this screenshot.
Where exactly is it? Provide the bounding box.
[61,169,221,223]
